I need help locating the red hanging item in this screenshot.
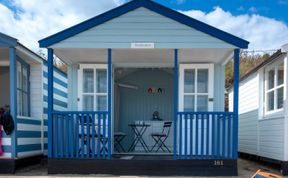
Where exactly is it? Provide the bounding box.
[0,126,3,156]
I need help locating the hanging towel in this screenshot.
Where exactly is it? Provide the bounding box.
[0,126,3,156]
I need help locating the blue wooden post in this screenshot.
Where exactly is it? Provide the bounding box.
[107,48,112,159]
[233,48,240,159]
[9,47,17,158]
[173,49,178,160]
[47,48,54,158]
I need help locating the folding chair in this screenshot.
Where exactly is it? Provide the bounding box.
[150,121,172,153]
[114,132,126,152]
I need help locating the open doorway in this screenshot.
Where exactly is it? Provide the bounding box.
[113,68,174,155]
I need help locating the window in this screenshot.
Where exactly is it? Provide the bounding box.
[79,64,107,111]
[265,62,284,114]
[17,60,30,116]
[179,64,214,112]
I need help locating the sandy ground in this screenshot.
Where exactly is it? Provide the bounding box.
[0,158,287,178]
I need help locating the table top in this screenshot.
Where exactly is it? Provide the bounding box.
[128,123,151,127]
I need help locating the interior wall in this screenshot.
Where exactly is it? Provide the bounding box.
[0,67,10,107]
[115,68,174,150]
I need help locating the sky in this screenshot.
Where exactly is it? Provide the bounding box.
[0,0,287,52]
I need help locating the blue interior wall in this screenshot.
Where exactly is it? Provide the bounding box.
[115,68,174,149]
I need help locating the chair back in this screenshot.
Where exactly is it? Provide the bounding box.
[162,121,172,136]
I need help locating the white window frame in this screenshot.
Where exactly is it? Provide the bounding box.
[78,64,108,111]
[264,60,285,116]
[179,63,214,112]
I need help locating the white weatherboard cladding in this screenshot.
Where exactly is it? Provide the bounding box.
[30,64,43,119]
[238,110,258,155]
[229,57,288,161]
[238,73,259,114]
[258,117,285,160]
[52,7,235,49]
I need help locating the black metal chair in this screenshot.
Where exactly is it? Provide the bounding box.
[114,132,126,152]
[150,121,172,153]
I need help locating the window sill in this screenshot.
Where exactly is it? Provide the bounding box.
[17,115,39,120]
[262,110,284,120]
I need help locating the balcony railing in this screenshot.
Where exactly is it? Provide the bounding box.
[51,111,110,159]
[50,111,236,160]
[176,112,236,160]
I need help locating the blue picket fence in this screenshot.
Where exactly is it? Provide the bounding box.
[176,112,236,160]
[51,111,110,159]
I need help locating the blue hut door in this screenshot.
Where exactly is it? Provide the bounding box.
[78,64,108,111]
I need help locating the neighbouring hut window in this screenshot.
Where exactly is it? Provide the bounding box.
[265,61,284,113]
[17,60,30,117]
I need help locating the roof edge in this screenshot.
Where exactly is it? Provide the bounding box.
[0,32,18,47]
[39,0,249,48]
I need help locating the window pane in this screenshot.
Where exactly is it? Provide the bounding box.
[267,91,274,111]
[184,69,195,93]
[268,69,275,90]
[96,69,107,93]
[17,90,22,116]
[83,69,94,93]
[277,87,284,109]
[197,69,208,93]
[17,62,22,89]
[96,95,107,111]
[184,95,195,112]
[197,95,208,111]
[23,66,28,92]
[23,93,28,116]
[277,63,284,86]
[83,95,94,111]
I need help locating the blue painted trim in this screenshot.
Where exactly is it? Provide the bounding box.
[233,48,240,159]
[42,60,67,78]
[17,131,42,138]
[70,114,74,158]
[189,114,193,159]
[211,114,215,159]
[195,114,198,159]
[43,84,68,98]
[206,114,209,159]
[217,114,220,159]
[0,32,17,47]
[38,0,249,48]
[2,146,12,152]
[173,49,178,160]
[47,48,54,158]
[201,114,204,159]
[43,71,68,88]
[17,118,41,125]
[65,115,69,158]
[9,47,17,158]
[54,114,58,158]
[222,114,226,158]
[107,48,112,160]
[184,114,187,159]
[227,114,231,158]
[17,144,42,152]
[43,96,68,108]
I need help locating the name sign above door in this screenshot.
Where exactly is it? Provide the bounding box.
[131,43,155,49]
